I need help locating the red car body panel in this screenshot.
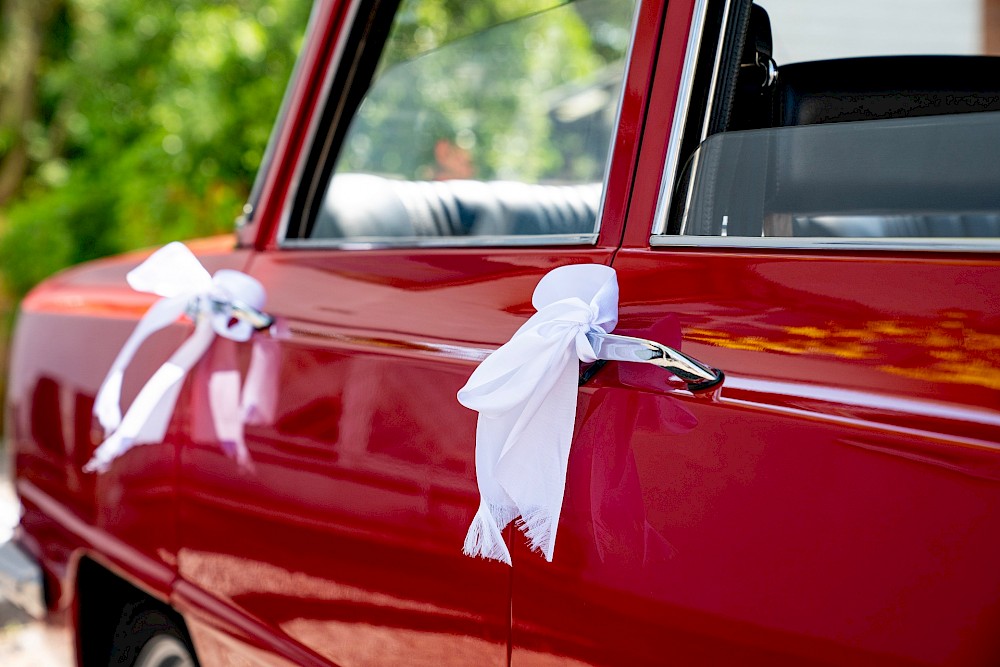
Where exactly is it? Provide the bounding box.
[174,247,613,667]
[6,0,1000,665]
[511,249,1000,665]
[9,239,250,618]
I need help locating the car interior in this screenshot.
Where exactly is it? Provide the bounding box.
[297,0,630,241]
[313,174,603,238]
[679,1,1000,239]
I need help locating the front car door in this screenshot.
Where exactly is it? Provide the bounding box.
[510,0,1000,664]
[172,0,655,664]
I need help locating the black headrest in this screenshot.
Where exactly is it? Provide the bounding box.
[742,4,772,66]
[728,4,776,131]
[775,56,1000,126]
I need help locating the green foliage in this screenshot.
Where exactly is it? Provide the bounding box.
[340,0,633,184]
[0,0,312,297]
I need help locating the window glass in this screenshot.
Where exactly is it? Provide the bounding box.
[310,0,637,242]
[679,112,1000,239]
[667,0,1000,243]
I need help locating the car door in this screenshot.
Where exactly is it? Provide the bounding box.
[509,0,1000,665]
[172,0,653,665]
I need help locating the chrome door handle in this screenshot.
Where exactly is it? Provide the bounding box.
[217,298,275,331]
[585,331,724,392]
[191,297,275,331]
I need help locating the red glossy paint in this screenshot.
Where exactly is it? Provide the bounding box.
[7,0,1000,665]
[601,0,668,249]
[172,247,616,666]
[510,250,1000,665]
[9,242,250,612]
[622,0,698,250]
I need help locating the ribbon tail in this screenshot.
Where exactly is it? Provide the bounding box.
[463,501,514,565]
[495,339,576,461]
[462,342,578,564]
[457,264,620,565]
[496,357,580,561]
[458,329,561,417]
[94,295,190,435]
[463,411,518,563]
[85,317,216,473]
[459,324,586,564]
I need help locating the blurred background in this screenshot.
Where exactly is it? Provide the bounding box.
[0,0,313,430]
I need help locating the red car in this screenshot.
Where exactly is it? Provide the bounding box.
[5,0,1000,665]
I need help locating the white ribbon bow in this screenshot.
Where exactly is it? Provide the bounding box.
[85,242,273,473]
[457,264,618,565]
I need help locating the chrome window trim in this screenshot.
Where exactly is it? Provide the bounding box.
[650,0,712,237]
[697,0,732,143]
[282,233,599,250]
[278,0,643,250]
[676,0,732,237]
[650,236,1000,252]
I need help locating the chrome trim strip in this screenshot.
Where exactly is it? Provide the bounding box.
[723,375,1000,432]
[682,0,734,236]
[651,0,712,237]
[281,233,599,250]
[675,142,700,235]
[714,385,1000,456]
[698,0,732,143]
[649,236,1000,252]
[276,0,363,244]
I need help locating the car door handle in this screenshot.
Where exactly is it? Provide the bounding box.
[205,297,275,331]
[583,331,724,392]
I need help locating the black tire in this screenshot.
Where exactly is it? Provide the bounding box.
[107,601,197,667]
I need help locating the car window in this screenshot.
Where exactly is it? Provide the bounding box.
[306,0,637,244]
[657,0,1000,246]
[678,112,1000,239]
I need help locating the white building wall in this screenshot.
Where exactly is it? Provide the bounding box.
[757,0,982,64]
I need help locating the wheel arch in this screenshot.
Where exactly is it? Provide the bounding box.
[75,556,197,667]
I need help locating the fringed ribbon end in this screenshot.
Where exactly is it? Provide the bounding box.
[463,504,513,565]
[516,507,557,562]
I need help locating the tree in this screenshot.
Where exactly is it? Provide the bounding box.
[0,0,313,296]
[0,0,312,432]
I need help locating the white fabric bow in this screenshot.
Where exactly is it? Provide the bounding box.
[85,242,274,473]
[457,264,618,565]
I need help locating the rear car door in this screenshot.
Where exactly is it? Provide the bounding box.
[172,0,654,664]
[510,0,1000,664]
